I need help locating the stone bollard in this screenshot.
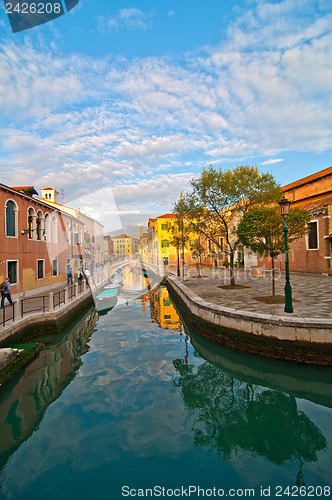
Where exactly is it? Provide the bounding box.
[64,287,68,304]
[15,298,22,320]
[49,292,54,312]
[83,280,86,292]
[75,283,78,298]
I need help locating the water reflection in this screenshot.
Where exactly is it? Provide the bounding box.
[172,359,326,467]
[145,286,183,331]
[0,306,97,471]
[0,285,331,497]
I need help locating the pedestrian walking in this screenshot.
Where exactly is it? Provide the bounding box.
[1,277,14,307]
[67,268,73,285]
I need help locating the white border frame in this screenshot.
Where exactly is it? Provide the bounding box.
[5,198,18,239]
[37,259,45,280]
[52,258,58,277]
[6,259,19,284]
[306,219,319,250]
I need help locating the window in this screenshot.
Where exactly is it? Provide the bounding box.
[45,214,52,242]
[52,216,58,243]
[161,240,169,248]
[164,315,171,320]
[67,258,71,271]
[36,211,43,240]
[307,221,318,250]
[6,200,16,237]
[163,257,169,265]
[7,261,18,284]
[52,259,58,276]
[66,221,71,244]
[161,223,167,230]
[37,260,45,279]
[163,298,170,306]
[74,225,79,245]
[28,207,35,239]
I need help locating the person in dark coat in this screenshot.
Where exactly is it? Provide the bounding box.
[1,278,14,307]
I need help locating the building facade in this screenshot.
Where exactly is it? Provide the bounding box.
[259,166,332,275]
[1,183,84,298]
[37,187,105,277]
[111,234,140,260]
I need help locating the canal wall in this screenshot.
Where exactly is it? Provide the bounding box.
[0,288,94,346]
[166,276,332,365]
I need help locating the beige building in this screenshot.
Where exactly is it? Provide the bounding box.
[36,187,104,276]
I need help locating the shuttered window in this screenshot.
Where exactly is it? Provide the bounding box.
[6,201,16,237]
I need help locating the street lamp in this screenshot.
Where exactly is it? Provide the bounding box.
[279,196,293,313]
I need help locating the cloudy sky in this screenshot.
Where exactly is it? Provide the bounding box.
[0,0,332,232]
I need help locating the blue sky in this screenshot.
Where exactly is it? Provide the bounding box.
[1,0,332,232]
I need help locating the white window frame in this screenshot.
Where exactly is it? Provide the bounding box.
[306,219,319,250]
[37,259,45,280]
[5,199,18,239]
[7,260,19,285]
[52,259,58,277]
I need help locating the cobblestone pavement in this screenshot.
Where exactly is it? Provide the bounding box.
[170,267,332,320]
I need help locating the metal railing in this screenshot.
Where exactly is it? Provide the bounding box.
[53,290,66,309]
[68,284,76,300]
[1,281,88,327]
[1,303,15,326]
[20,295,48,316]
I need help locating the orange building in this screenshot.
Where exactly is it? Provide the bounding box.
[0,183,84,298]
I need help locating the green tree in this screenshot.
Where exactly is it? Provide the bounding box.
[174,165,282,284]
[237,205,310,295]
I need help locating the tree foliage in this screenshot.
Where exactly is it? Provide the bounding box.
[174,165,282,284]
[237,205,311,295]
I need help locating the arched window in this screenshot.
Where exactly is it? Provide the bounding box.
[5,200,17,237]
[36,210,44,241]
[66,221,71,245]
[28,207,36,239]
[52,215,58,243]
[44,214,51,242]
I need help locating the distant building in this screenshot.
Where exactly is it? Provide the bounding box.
[36,187,104,275]
[111,234,140,260]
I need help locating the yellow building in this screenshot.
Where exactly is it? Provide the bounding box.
[148,286,183,331]
[147,213,202,268]
[111,234,140,260]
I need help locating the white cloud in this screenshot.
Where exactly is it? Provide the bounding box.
[1,0,332,227]
[0,42,82,117]
[97,8,150,34]
[261,159,284,166]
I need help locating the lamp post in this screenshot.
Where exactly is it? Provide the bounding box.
[181,192,185,280]
[279,197,293,313]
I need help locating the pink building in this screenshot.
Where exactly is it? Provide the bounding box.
[0,183,84,298]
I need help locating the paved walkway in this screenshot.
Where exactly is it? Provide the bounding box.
[170,267,332,320]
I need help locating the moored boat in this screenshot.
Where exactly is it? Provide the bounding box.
[95,288,118,313]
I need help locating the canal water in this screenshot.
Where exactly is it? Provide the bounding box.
[0,276,332,499]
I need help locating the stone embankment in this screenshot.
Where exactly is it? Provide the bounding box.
[166,272,332,365]
[0,279,104,379]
